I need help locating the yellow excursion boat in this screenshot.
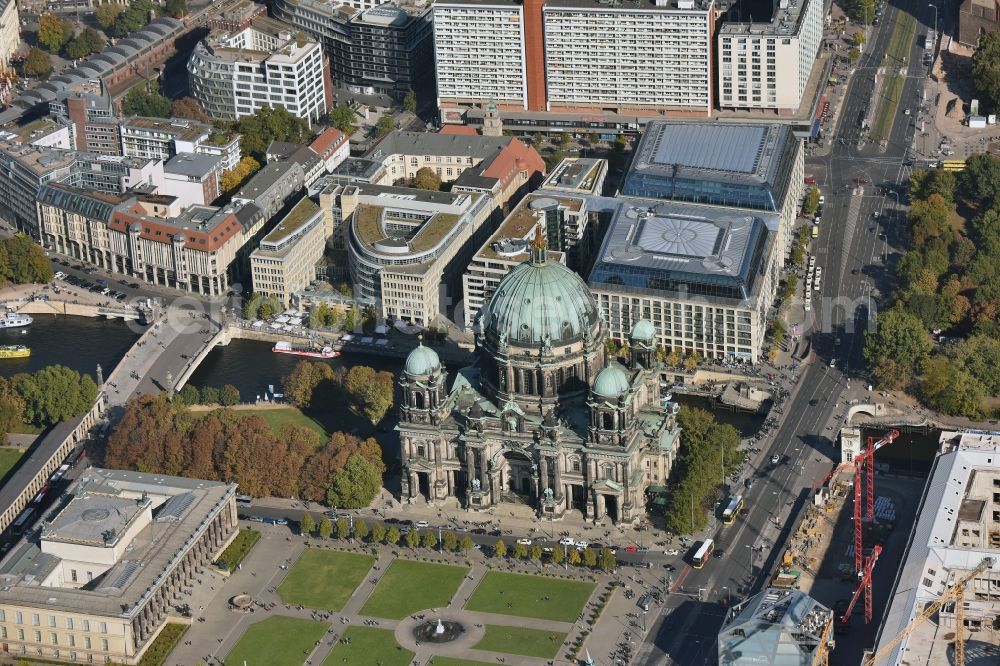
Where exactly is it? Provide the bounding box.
[0,345,31,359]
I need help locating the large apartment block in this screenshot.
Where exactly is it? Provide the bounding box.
[717,0,824,112]
[433,0,715,122]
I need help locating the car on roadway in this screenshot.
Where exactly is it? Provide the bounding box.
[804,177,817,185]
[516,538,533,546]
[664,548,679,556]
[745,478,754,489]
[559,537,575,546]
[854,178,868,184]
[771,454,780,464]
[246,516,264,523]
[624,545,638,553]
[830,358,837,368]
[574,540,589,550]
[715,549,726,558]
[903,108,911,115]
[414,520,429,528]
[129,282,140,289]
[664,564,677,572]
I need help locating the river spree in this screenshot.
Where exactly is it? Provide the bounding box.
[188,338,401,401]
[0,314,141,381]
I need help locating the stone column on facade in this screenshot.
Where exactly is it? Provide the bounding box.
[539,456,549,493]
[553,457,563,500]
[466,451,475,491]
[410,471,419,499]
[596,494,606,520]
[478,449,488,494]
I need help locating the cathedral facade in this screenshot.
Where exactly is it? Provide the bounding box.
[397,237,681,523]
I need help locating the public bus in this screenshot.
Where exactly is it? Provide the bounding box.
[942,160,966,172]
[722,496,744,526]
[11,509,35,536]
[691,539,715,569]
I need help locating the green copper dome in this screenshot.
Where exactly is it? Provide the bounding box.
[404,341,440,376]
[481,253,599,347]
[630,319,656,341]
[593,362,630,397]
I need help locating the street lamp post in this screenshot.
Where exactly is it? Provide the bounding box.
[723,586,730,605]
[928,4,938,39]
[438,524,442,552]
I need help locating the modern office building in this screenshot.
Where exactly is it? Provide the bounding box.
[364,131,545,214]
[717,0,824,112]
[398,243,682,521]
[36,183,265,296]
[433,0,715,126]
[272,0,434,99]
[463,191,595,327]
[161,153,223,206]
[541,157,608,197]
[345,184,495,326]
[873,431,1000,666]
[620,121,804,258]
[188,16,330,122]
[48,79,120,155]
[120,117,242,172]
[0,467,237,666]
[717,588,834,665]
[250,196,328,305]
[588,199,781,362]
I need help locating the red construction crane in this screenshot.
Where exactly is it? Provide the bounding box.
[840,544,882,628]
[851,429,899,622]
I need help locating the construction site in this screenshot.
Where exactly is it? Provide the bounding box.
[749,427,1000,666]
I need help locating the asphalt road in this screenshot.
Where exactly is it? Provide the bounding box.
[635,3,932,664]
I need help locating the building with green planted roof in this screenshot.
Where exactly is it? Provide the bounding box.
[398,235,682,523]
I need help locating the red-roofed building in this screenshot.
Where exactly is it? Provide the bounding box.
[438,125,479,136]
[309,127,350,173]
[363,131,545,214]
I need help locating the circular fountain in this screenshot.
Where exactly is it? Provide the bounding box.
[412,618,465,644]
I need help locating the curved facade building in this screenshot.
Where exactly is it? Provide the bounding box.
[345,183,494,326]
[188,17,329,121]
[398,241,682,523]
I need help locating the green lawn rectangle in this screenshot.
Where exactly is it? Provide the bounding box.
[322,627,414,666]
[0,447,24,484]
[224,616,327,666]
[278,548,375,611]
[886,12,916,65]
[473,625,567,659]
[464,571,594,623]
[359,560,468,619]
[257,408,329,442]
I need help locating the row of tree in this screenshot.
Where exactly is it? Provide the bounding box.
[661,407,741,534]
[282,360,394,425]
[298,513,618,571]
[0,366,98,433]
[864,157,1000,416]
[174,384,242,407]
[220,157,261,194]
[105,395,386,506]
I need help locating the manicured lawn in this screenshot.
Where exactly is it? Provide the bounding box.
[359,560,468,619]
[214,528,261,572]
[138,623,188,666]
[257,407,329,442]
[224,616,327,666]
[278,548,375,611]
[472,625,567,659]
[321,627,414,666]
[428,658,496,666]
[464,571,594,623]
[0,447,24,482]
[886,12,916,65]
